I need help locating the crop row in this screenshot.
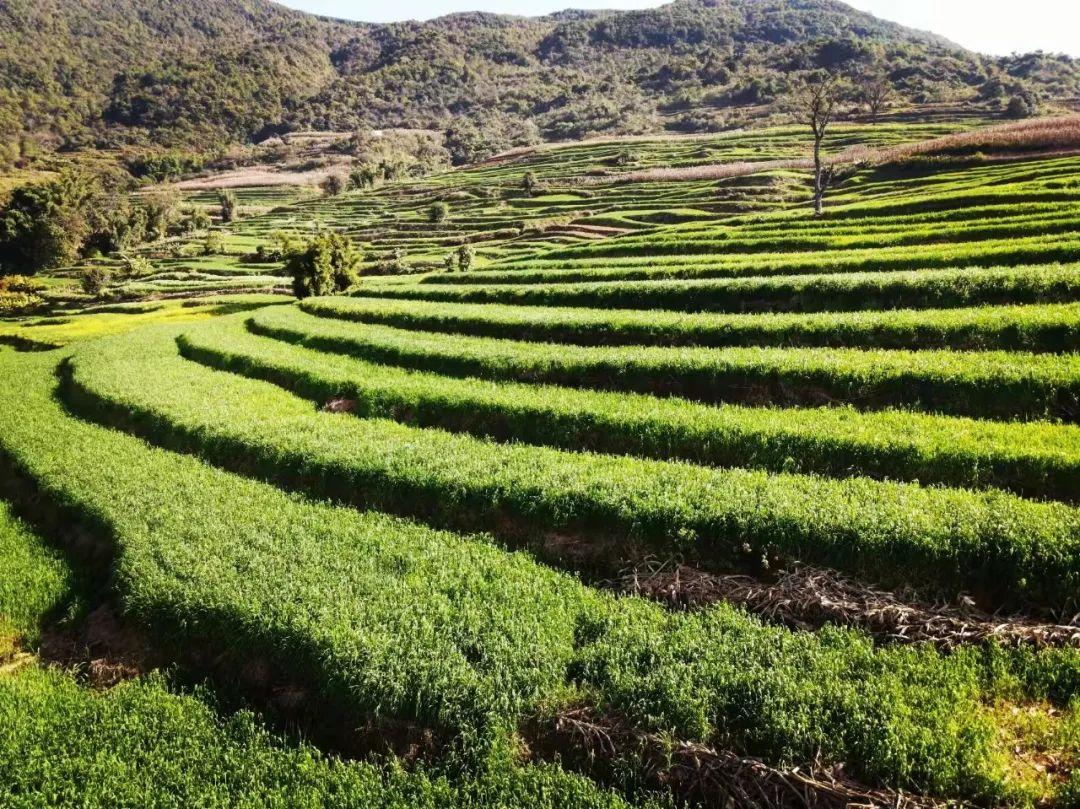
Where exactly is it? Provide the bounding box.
[441,234,1080,286]
[305,296,1080,353]
[358,264,1080,314]
[532,215,1080,260]
[663,204,1080,240]
[0,346,1038,802]
[0,502,71,646]
[65,327,1080,611]
[249,306,1080,422]
[179,318,1080,502]
[0,379,642,809]
[0,666,637,809]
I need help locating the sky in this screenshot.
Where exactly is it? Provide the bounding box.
[277,0,1080,57]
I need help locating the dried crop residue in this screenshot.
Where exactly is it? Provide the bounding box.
[987,699,1077,804]
[525,707,954,809]
[622,561,1080,650]
[323,397,357,413]
[0,625,32,677]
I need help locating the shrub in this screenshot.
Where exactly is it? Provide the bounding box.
[117,254,153,279]
[80,266,112,297]
[321,174,346,197]
[218,189,237,223]
[0,173,100,274]
[285,230,362,299]
[203,232,226,256]
[180,207,212,233]
[457,243,475,273]
[0,274,45,315]
[1006,93,1039,120]
[429,201,449,223]
[348,164,378,190]
[141,190,179,241]
[384,248,409,274]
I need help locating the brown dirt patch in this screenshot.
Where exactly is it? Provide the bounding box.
[622,561,1080,650]
[525,707,955,808]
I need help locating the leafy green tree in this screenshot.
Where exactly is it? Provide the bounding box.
[0,173,100,275]
[348,165,379,190]
[181,207,212,233]
[1006,93,1038,119]
[82,198,148,256]
[428,202,449,223]
[286,231,363,299]
[443,253,456,273]
[522,172,539,195]
[143,190,179,241]
[444,120,495,166]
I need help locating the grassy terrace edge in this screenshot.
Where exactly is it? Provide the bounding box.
[353,264,1080,314]
[304,296,1080,353]
[4,343,1069,805]
[248,306,1080,422]
[63,325,1080,613]
[179,317,1080,502]
[0,664,645,809]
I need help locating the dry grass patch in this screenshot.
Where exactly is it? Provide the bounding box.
[988,699,1079,805]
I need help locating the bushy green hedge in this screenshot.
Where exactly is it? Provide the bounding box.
[356,264,1080,315]
[534,211,1080,261]
[430,235,1080,287]
[306,295,1080,353]
[65,328,1080,611]
[179,318,1080,502]
[0,502,71,645]
[0,666,640,809]
[0,345,1030,802]
[250,305,1080,422]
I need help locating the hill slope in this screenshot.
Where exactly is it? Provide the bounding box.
[0,0,1078,158]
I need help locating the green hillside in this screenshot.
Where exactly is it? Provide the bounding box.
[1,0,1078,161]
[2,119,1079,806]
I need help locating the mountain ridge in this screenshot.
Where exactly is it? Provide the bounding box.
[0,0,1076,162]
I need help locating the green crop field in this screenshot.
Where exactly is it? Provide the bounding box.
[3,120,1080,808]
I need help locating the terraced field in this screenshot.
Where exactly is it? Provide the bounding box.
[4,120,1080,807]
[95,122,976,301]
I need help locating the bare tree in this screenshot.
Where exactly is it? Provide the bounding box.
[859,71,893,124]
[792,71,847,216]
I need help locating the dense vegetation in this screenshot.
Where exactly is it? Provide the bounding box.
[2,109,1080,806]
[1,0,1079,166]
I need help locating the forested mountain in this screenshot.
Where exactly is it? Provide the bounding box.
[2,0,1078,162]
